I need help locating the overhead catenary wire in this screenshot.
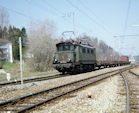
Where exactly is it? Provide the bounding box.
[40,0,72,24]
[78,0,111,34]
[41,0,63,16]
[78,0,100,20]
[0,4,32,20]
[25,0,72,26]
[40,0,90,33]
[114,34,139,37]
[24,0,74,31]
[24,0,90,36]
[0,3,57,33]
[123,0,131,35]
[118,0,131,54]
[66,0,110,34]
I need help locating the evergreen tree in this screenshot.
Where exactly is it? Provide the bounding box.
[21,27,27,55]
[0,25,27,61]
[2,26,8,39]
[0,26,2,38]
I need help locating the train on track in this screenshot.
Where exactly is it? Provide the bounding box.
[53,39,130,74]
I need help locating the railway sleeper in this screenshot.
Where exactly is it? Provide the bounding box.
[131,109,139,113]
[131,89,139,91]
[15,104,33,107]
[0,107,22,111]
[131,92,139,95]
[131,105,139,109]
[117,92,126,95]
[131,101,139,105]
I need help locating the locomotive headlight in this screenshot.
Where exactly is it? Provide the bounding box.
[54,59,58,63]
[68,59,72,62]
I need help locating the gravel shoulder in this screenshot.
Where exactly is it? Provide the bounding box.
[0,65,128,102]
[34,74,126,113]
[131,66,139,74]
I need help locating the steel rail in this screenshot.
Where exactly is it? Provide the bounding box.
[3,71,119,113]
[0,65,132,87]
[120,72,130,113]
[0,74,67,87]
[18,68,133,113]
[0,70,119,106]
[0,71,121,111]
[129,70,139,77]
[0,66,132,112]
[18,72,119,113]
[18,66,134,113]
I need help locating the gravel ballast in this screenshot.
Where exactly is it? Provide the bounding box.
[34,74,126,113]
[0,65,128,102]
[131,66,139,74]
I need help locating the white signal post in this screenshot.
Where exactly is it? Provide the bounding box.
[19,37,23,85]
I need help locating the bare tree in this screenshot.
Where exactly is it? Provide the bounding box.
[27,20,57,71]
[76,35,120,61]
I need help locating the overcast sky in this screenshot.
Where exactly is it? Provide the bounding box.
[0,0,139,56]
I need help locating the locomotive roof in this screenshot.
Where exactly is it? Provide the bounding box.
[80,44,95,49]
[56,40,95,49]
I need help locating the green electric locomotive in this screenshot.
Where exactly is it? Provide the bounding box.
[52,31,130,74]
[53,40,97,74]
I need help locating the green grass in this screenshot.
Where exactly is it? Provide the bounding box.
[3,62,19,71]
[0,62,59,82]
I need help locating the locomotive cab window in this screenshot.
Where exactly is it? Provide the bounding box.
[87,48,90,54]
[91,49,94,54]
[82,47,86,53]
[57,43,75,51]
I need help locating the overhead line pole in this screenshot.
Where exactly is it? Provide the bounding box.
[114,34,139,37]
[42,0,88,32]
[40,0,72,24]
[66,0,109,33]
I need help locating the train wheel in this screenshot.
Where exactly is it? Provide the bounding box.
[62,71,65,75]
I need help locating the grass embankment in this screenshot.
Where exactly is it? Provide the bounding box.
[0,62,58,82]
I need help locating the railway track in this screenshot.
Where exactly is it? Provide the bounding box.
[120,72,130,113]
[0,65,133,88]
[120,70,139,113]
[0,66,132,113]
[129,69,139,76]
[0,73,68,88]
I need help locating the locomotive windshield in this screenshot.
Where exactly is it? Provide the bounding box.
[57,43,75,51]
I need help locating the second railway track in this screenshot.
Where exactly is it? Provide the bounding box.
[0,71,122,112]
[0,73,67,87]
[120,69,139,113]
[0,65,135,88]
[128,70,139,112]
[0,66,133,113]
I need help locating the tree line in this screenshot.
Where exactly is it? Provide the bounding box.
[0,7,120,72]
[0,8,27,61]
[0,25,27,60]
[76,35,120,61]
